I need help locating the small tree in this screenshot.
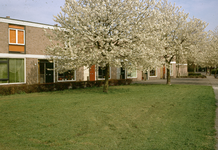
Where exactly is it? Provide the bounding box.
[46,0,161,92]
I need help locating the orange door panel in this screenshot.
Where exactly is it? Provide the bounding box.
[89,65,95,81]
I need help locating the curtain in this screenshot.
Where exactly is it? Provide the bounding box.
[9,59,24,83]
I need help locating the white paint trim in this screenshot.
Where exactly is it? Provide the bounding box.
[171,62,176,64]
[0,17,55,29]
[0,53,51,59]
[24,58,26,84]
[176,64,187,65]
[0,82,26,85]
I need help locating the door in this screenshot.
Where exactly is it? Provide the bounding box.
[38,60,54,83]
[46,63,54,83]
[120,68,125,79]
[89,65,95,81]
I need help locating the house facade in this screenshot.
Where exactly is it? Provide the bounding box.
[0,17,187,85]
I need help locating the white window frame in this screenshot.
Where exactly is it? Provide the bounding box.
[170,64,173,76]
[126,68,137,78]
[149,68,157,77]
[57,69,76,82]
[9,28,25,45]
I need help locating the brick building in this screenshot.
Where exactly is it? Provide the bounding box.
[0,17,187,85]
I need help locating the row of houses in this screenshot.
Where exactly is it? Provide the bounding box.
[0,16,188,85]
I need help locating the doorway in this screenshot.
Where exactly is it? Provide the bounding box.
[120,68,125,79]
[38,60,54,83]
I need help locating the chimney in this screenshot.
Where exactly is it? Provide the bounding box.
[54,24,58,26]
[6,16,10,18]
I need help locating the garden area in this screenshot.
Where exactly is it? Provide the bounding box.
[0,84,216,150]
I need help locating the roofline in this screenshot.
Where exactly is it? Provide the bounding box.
[0,16,56,29]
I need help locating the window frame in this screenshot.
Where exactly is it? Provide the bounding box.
[126,68,137,78]
[0,58,26,85]
[57,69,76,82]
[0,59,9,82]
[149,68,157,77]
[97,66,111,80]
[9,28,25,45]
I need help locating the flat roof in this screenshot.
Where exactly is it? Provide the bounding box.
[0,16,56,29]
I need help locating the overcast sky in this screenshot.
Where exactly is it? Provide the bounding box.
[0,0,217,31]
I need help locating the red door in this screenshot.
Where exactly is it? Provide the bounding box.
[89,65,95,81]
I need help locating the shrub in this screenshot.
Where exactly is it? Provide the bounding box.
[211,70,218,74]
[188,72,201,76]
[0,79,133,96]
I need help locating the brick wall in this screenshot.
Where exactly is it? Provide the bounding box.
[26,26,51,55]
[26,58,38,84]
[0,22,8,53]
[76,67,84,81]
[111,67,117,79]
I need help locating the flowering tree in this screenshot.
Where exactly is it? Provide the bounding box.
[46,0,160,92]
[193,27,218,75]
[155,0,208,85]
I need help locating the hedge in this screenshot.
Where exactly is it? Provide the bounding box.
[0,79,132,96]
[188,72,202,76]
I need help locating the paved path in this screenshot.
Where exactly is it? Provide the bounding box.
[133,76,218,149]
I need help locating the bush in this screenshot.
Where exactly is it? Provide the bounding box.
[211,70,218,74]
[188,72,201,76]
[0,79,133,96]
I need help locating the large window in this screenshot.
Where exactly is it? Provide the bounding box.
[127,68,137,78]
[0,58,25,84]
[9,25,25,53]
[98,67,110,79]
[150,69,157,77]
[58,70,76,81]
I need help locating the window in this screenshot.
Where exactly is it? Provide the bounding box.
[170,64,173,76]
[127,68,137,78]
[9,25,25,53]
[0,58,25,84]
[98,67,110,79]
[150,69,157,77]
[58,70,76,81]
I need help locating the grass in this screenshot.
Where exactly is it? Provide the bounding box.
[0,84,216,150]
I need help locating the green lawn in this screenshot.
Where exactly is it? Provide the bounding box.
[0,85,216,150]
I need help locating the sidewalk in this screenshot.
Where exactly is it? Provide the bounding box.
[133,76,218,149]
[207,76,218,150]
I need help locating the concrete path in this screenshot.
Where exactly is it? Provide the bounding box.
[133,76,218,149]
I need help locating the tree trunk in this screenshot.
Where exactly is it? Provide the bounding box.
[209,67,212,76]
[215,66,217,77]
[103,63,110,93]
[166,65,171,85]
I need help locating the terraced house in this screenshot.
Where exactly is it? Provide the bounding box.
[0,16,187,85]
